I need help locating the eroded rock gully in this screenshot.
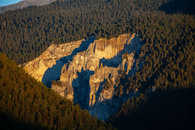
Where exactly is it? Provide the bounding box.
[24,33,142,120]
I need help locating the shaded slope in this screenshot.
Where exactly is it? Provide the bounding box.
[111,88,195,130]
[159,0,195,14]
[0,112,46,130]
[0,53,113,130]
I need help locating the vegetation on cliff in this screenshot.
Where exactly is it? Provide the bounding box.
[109,1,195,129]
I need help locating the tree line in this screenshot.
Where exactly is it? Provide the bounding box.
[0,0,194,129]
[0,53,114,130]
[0,0,168,64]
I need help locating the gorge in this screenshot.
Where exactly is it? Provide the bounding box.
[24,33,143,120]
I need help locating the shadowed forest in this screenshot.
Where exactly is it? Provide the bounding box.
[159,0,195,14]
[0,53,113,130]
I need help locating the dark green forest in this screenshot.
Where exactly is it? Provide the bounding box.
[0,53,113,130]
[0,0,195,129]
[0,0,191,64]
[111,88,195,130]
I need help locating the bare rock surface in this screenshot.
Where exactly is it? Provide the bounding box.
[24,40,82,82]
[24,33,142,120]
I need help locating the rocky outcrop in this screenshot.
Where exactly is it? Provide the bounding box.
[24,40,82,82]
[24,33,141,120]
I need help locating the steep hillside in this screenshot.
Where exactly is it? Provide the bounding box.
[111,88,195,130]
[0,0,170,64]
[0,53,113,130]
[24,33,141,120]
[0,0,56,13]
[0,0,194,129]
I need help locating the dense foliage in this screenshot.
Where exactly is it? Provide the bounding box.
[109,1,195,129]
[0,0,170,64]
[0,0,194,129]
[111,88,195,130]
[114,12,194,96]
[0,54,113,130]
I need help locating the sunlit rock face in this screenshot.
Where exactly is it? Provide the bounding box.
[24,33,141,120]
[24,40,82,82]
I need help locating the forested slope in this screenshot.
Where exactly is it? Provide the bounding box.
[111,88,195,130]
[1,0,194,64]
[107,1,195,129]
[0,0,169,64]
[0,53,113,130]
[0,0,194,129]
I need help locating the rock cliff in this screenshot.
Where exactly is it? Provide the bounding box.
[24,40,82,82]
[24,33,141,120]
